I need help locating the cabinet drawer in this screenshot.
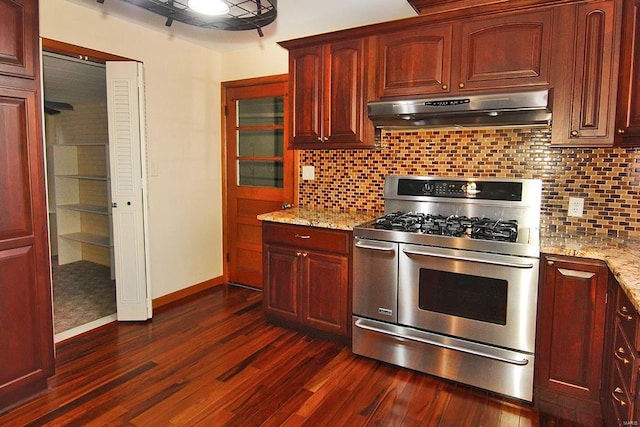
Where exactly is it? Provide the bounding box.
[608,362,635,424]
[616,289,640,351]
[613,320,638,396]
[263,223,350,254]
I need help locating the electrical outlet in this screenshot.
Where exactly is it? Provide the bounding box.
[302,165,315,180]
[568,197,584,217]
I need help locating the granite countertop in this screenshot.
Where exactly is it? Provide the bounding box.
[541,235,640,312]
[257,206,379,231]
[257,207,640,313]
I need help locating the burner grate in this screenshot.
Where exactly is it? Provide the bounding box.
[373,212,519,242]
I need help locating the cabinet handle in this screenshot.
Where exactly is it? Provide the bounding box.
[442,84,448,90]
[615,347,631,365]
[295,234,311,239]
[617,128,626,134]
[458,82,465,89]
[617,306,634,322]
[570,130,579,137]
[612,387,628,406]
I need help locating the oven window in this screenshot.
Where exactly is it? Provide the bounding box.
[418,269,508,325]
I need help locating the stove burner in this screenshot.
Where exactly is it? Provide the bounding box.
[373,212,518,242]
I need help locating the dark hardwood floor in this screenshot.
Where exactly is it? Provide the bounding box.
[1,285,581,426]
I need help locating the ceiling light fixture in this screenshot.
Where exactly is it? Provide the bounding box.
[188,0,229,15]
[101,1,277,37]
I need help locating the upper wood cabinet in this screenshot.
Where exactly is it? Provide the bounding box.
[377,23,453,97]
[458,10,553,92]
[375,9,553,99]
[551,0,622,146]
[287,38,373,149]
[0,0,38,79]
[615,0,640,146]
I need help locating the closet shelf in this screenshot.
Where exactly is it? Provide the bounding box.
[54,142,108,146]
[57,204,109,215]
[59,232,111,248]
[56,174,109,181]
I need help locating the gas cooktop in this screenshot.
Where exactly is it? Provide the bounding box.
[372,212,518,242]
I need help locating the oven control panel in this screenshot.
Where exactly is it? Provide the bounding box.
[397,178,522,201]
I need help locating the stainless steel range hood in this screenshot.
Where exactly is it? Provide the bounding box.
[368,89,552,131]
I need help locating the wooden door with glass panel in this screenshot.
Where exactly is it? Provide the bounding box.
[224,75,294,289]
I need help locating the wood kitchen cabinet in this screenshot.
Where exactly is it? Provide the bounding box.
[0,0,55,410]
[375,8,553,99]
[551,0,622,146]
[283,38,373,149]
[535,254,608,424]
[601,273,640,426]
[263,222,351,339]
[376,23,453,98]
[0,0,38,79]
[614,0,640,146]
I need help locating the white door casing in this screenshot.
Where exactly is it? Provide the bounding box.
[106,61,151,321]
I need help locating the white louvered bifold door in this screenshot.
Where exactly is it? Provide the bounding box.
[106,61,150,321]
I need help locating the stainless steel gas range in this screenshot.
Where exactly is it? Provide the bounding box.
[352,175,542,402]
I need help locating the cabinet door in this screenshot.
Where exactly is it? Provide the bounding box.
[325,39,366,145]
[300,250,349,337]
[289,46,323,146]
[536,255,607,406]
[0,0,37,79]
[263,244,300,322]
[570,1,620,144]
[458,9,553,91]
[615,0,640,146]
[0,86,54,408]
[376,23,452,97]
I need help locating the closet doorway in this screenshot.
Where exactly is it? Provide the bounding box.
[42,41,151,342]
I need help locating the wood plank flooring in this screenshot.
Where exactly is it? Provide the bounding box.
[1,285,581,426]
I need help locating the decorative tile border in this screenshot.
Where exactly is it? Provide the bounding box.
[298,128,640,238]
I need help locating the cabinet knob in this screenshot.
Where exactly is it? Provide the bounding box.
[442,84,448,90]
[570,130,579,137]
[546,260,554,266]
[458,82,465,89]
[296,252,302,257]
[302,252,308,257]
[614,347,631,365]
[617,128,626,134]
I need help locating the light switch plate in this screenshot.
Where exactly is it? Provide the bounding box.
[302,165,315,180]
[568,197,584,217]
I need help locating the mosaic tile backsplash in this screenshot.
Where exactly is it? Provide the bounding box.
[298,128,640,238]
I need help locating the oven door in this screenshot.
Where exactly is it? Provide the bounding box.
[398,244,539,353]
[353,237,399,323]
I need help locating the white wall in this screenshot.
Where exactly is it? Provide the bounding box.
[220,44,288,81]
[40,0,224,299]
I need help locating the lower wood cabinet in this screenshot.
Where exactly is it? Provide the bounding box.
[535,254,608,424]
[602,273,640,426]
[262,222,351,339]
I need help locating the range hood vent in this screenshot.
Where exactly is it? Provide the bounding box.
[368,89,552,133]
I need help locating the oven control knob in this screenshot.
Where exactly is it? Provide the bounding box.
[422,182,434,195]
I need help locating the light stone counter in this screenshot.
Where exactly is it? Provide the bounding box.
[257,206,379,231]
[542,235,640,312]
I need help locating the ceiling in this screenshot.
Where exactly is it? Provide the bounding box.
[64,0,418,52]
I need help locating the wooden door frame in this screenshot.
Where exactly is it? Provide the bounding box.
[221,74,298,284]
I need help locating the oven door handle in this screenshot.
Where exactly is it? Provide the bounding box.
[402,248,535,269]
[354,240,397,252]
[354,318,530,366]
